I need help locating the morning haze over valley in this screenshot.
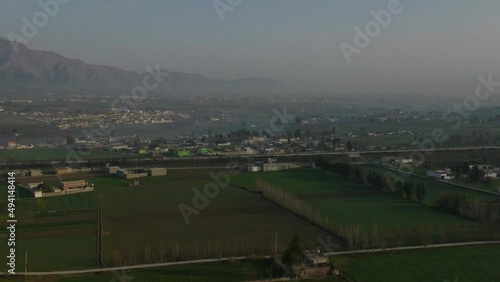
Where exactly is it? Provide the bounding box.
[1,1,500,281]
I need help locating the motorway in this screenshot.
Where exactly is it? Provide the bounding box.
[2,241,499,276]
[2,145,500,166]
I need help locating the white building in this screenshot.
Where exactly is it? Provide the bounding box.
[484,170,498,179]
[426,170,454,180]
[247,165,262,172]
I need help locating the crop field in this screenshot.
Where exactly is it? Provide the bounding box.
[338,244,500,282]
[230,169,497,245]
[88,171,337,266]
[2,170,336,271]
[0,192,98,271]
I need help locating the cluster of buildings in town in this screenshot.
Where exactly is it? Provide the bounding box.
[19,108,191,130]
[2,132,356,157]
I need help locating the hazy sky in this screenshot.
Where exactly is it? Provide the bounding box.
[1,0,500,95]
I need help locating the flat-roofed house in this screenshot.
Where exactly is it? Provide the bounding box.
[299,250,332,278]
[59,180,92,193]
[148,168,167,177]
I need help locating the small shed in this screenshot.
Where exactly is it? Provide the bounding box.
[148,168,167,177]
[29,169,43,177]
[105,166,120,174]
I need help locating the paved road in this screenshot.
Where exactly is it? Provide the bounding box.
[374,164,500,196]
[120,146,500,160]
[3,241,499,276]
[2,146,500,166]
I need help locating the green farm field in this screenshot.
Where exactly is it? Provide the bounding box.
[230,169,498,244]
[338,244,500,282]
[2,170,338,271]
[0,192,98,271]
[93,171,337,266]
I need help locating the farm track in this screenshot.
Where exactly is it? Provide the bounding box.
[2,241,499,276]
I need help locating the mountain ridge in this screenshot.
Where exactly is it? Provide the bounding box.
[0,38,287,94]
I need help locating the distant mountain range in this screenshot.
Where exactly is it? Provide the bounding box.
[0,38,287,94]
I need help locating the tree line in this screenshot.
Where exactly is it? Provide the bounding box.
[314,157,427,203]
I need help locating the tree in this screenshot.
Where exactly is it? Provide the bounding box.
[66,136,75,146]
[468,165,483,183]
[346,140,354,151]
[416,183,426,203]
[350,166,364,183]
[394,181,403,195]
[282,234,305,277]
[403,181,414,200]
[294,129,302,138]
[305,129,311,138]
[395,181,404,197]
[332,162,352,178]
[36,182,51,192]
[366,171,385,190]
[359,126,366,136]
